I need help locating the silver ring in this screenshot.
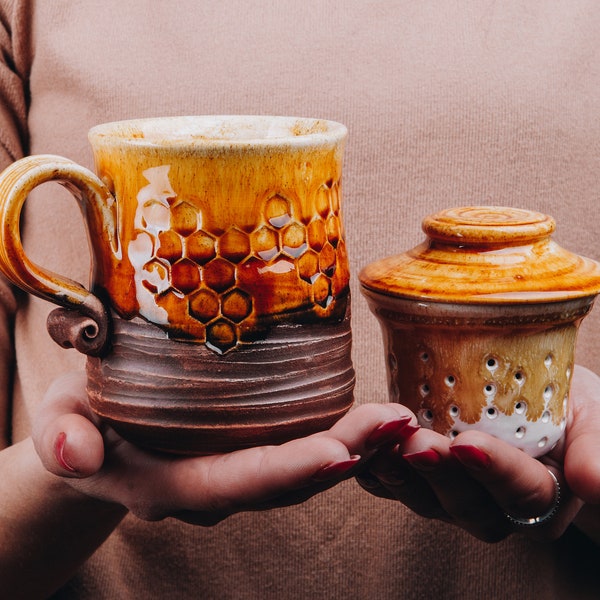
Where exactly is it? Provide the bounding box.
[504,469,561,527]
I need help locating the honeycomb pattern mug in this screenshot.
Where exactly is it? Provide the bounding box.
[0,116,355,454]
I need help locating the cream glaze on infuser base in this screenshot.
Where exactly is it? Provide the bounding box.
[360,206,600,457]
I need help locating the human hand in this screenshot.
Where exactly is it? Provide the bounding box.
[32,371,420,526]
[357,365,600,543]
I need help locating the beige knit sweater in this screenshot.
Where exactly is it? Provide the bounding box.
[1,1,599,597]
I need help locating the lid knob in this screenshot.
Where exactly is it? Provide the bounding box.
[422,206,555,246]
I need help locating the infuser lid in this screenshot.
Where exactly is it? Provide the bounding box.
[359,206,600,303]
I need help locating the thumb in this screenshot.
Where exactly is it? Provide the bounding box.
[563,365,600,504]
[32,371,105,478]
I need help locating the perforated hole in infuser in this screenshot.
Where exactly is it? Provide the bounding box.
[444,375,456,388]
[419,384,430,397]
[485,357,498,372]
[515,426,526,439]
[566,366,572,380]
[486,407,498,420]
[483,383,496,397]
[448,430,459,439]
[543,385,553,401]
[420,408,434,423]
[514,371,525,385]
[538,436,548,448]
[541,410,551,423]
[449,405,460,417]
[514,401,527,415]
[544,354,553,369]
[420,352,430,363]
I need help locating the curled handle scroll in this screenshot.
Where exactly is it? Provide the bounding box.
[0,155,119,356]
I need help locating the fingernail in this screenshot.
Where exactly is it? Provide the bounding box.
[312,455,361,481]
[402,449,441,471]
[449,445,491,470]
[366,417,419,449]
[54,432,77,473]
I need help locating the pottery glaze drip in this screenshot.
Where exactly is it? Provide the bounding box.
[359,206,600,456]
[88,116,350,353]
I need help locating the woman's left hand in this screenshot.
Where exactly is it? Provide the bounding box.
[357,364,600,543]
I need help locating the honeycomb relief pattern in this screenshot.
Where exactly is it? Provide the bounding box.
[127,166,349,353]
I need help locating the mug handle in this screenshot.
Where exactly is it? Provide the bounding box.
[0,154,119,356]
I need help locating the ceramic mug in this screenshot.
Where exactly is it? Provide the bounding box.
[0,115,355,454]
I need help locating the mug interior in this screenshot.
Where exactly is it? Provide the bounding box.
[88,115,347,148]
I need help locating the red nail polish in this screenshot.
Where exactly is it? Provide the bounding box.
[54,432,77,473]
[366,417,418,449]
[312,455,361,481]
[403,449,441,470]
[398,424,421,440]
[449,445,491,470]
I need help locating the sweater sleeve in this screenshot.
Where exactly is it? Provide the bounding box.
[0,0,31,447]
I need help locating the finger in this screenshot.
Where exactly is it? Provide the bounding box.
[318,402,420,456]
[359,428,459,522]
[562,365,600,504]
[356,446,410,501]
[129,406,421,521]
[74,421,370,520]
[398,428,513,541]
[449,431,580,539]
[32,371,99,431]
[120,434,361,520]
[32,371,105,478]
[357,446,449,521]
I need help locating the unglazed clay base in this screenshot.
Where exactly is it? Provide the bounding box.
[85,303,355,454]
